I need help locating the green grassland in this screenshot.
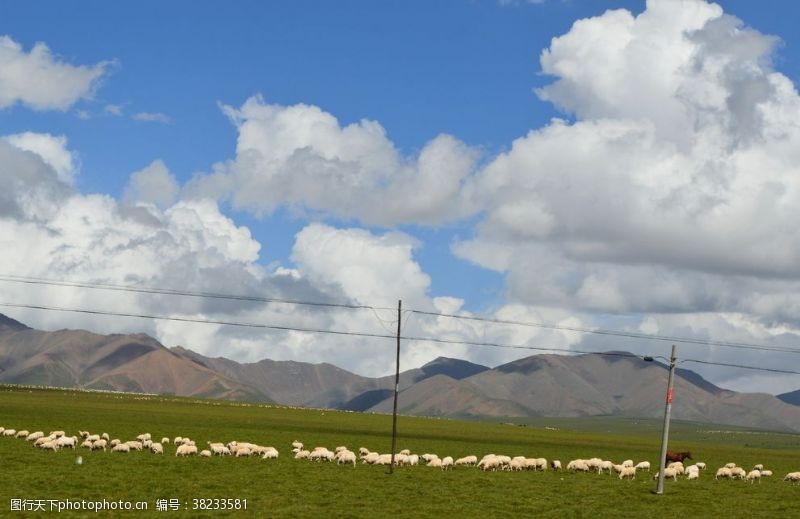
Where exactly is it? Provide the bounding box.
[1,385,800,518]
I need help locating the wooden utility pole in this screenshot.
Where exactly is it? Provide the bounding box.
[389,300,401,474]
[655,344,677,494]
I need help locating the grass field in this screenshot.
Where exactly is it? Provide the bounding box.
[2,385,800,518]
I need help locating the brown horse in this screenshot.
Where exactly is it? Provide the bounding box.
[666,451,692,463]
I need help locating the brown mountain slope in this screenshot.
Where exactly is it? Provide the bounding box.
[365,353,800,432]
[0,323,267,402]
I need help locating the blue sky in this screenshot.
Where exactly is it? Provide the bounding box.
[3,0,800,390]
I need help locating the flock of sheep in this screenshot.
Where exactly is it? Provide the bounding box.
[3,425,799,484]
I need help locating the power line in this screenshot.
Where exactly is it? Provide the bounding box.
[681,358,800,376]
[0,274,396,312]
[4,273,799,357]
[1,301,798,377]
[0,302,398,342]
[408,309,800,355]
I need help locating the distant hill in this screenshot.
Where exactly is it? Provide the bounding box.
[3,313,800,432]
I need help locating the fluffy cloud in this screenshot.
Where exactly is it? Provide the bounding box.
[124,160,180,208]
[4,132,77,184]
[185,96,479,226]
[456,0,800,327]
[0,35,110,111]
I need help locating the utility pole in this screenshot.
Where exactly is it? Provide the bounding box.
[655,344,677,494]
[389,300,401,474]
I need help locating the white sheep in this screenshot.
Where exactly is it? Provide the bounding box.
[262,448,279,460]
[618,466,636,480]
[441,456,454,470]
[337,450,356,466]
[715,467,732,480]
[125,441,143,451]
[176,444,197,456]
[598,460,614,474]
[761,470,773,477]
[535,458,548,471]
[551,460,562,471]
[635,461,651,472]
[687,470,699,481]
[783,472,800,483]
[746,470,761,484]
[653,468,678,481]
[235,447,252,458]
[91,439,107,451]
[358,447,369,456]
[724,462,737,469]
[110,439,121,447]
[567,459,590,472]
[174,436,183,444]
[295,450,310,460]
[375,454,394,466]
[427,457,443,468]
[422,453,438,463]
[150,443,164,454]
[161,437,170,444]
[292,440,303,450]
[101,433,109,441]
[86,434,100,442]
[730,467,746,480]
[695,462,706,470]
[40,440,60,451]
[399,449,411,456]
[200,450,212,457]
[361,452,379,464]
[3,429,17,437]
[753,464,764,471]
[621,459,634,468]
[136,433,151,442]
[80,439,94,449]
[56,436,78,449]
[25,431,44,442]
[50,430,65,438]
[406,454,419,466]
[480,456,501,471]
[111,443,130,453]
[509,458,525,471]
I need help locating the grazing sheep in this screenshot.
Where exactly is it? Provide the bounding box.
[441,456,454,470]
[715,468,733,480]
[535,458,548,471]
[3,429,17,437]
[235,447,252,458]
[295,450,310,460]
[509,458,525,471]
[724,462,737,469]
[110,439,121,447]
[598,460,614,474]
[361,452,379,464]
[86,434,100,442]
[125,441,143,451]
[422,454,438,463]
[292,441,303,450]
[176,444,197,457]
[567,460,590,472]
[746,470,761,484]
[143,440,152,449]
[753,464,764,471]
[653,468,678,481]
[687,470,700,481]
[150,443,164,454]
[262,448,279,460]
[456,455,478,466]
[621,459,634,468]
[26,431,44,442]
[399,449,411,456]
[80,440,94,449]
[337,450,356,466]
[783,472,800,483]
[40,440,60,451]
[50,431,65,438]
[111,443,130,453]
[619,466,636,480]
[375,454,394,466]
[174,436,183,445]
[406,454,419,466]
[161,437,170,444]
[358,447,369,456]
[427,457,443,468]
[14,430,29,439]
[334,446,347,453]
[695,462,706,470]
[91,439,107,451]
[761,470,773,477]
[101,433,110,441]
[136,433,151,442]
[480,455,501,471]
[635,461,651,472]
[200,450,212,457]
[730,467,746,480]
[551,460,562,471]
[56,436,78,449]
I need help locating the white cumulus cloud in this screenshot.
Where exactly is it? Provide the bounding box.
[0,35,111,111]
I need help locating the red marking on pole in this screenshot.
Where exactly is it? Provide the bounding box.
[666,389,673,404]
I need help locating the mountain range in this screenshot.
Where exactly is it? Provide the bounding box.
[3,313,800,432]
